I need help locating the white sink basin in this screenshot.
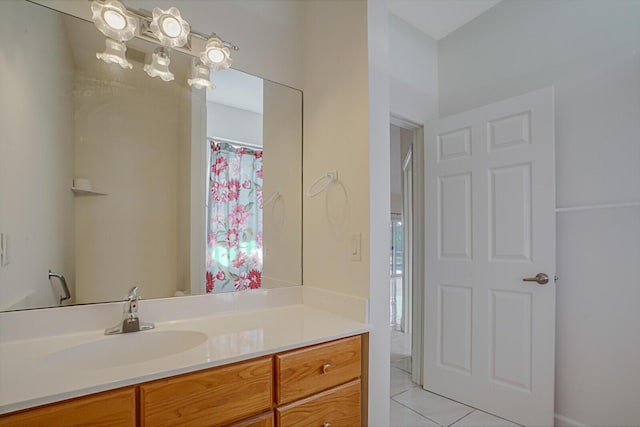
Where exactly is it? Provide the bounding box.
[46,330,208,369]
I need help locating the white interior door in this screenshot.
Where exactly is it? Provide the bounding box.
[424,87,556,426]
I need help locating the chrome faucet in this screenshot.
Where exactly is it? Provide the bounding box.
[104,286,155,335]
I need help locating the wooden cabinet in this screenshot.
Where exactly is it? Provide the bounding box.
[276,380,361,427]
[140,357,273,427]
[276,335,362,427]
[0,387,136,427]
[228,411,274,427]
[0,334,366,427]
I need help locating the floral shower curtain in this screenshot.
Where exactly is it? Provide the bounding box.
[206,140,263,293]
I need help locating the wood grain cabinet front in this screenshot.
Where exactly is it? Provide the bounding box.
[227,411,274,427]
[275,335,362,405]
[139,356,273,427]
[276,379,361,427]
[0,334,366,427]
[275,335,363,426]
[0,387,136,427]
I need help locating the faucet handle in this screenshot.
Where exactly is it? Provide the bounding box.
[127,286,140,301]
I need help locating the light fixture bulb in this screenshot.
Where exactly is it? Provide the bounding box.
[187,62,215,90]
[161,16,182,37]
[96,38,132,69]
[200,36,232,70]
[150,7,190,48]
[144,47,174,82]
[207,49,225,64]
[91,0,137,42]
[104,10,126,30]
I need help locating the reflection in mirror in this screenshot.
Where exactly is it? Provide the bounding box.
[0,1,302,312]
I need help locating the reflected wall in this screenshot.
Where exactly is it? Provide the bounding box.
[0,1,302,311]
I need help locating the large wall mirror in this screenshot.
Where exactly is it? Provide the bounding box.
[0,1,302,312]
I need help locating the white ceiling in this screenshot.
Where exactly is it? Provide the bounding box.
[387,0,502,40]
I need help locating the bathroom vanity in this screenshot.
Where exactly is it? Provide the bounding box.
[0,299,369,427]
[0,335,365,426]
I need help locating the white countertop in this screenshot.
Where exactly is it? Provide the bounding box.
[0,304,369,415]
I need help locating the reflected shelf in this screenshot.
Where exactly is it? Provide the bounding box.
[71,187,108,196]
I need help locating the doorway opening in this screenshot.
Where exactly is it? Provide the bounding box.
[389,119,424,386]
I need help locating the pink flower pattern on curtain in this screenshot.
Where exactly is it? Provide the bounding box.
[206,140,263,293]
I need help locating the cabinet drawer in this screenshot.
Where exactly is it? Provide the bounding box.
[0,387,136,427]
[140,356,272,427]
[275,379,361,427]
[228,411,274,427]
[275,335,361,404]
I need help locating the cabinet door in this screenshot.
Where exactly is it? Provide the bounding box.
[140,356,272,427]
[276,335,361,404]
[0,387,136,427]
[276,380,361,427]
[228,411,274,427]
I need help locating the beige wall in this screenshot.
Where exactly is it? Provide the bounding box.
[73,68,191,303]
[262,81,302,288]
[0,2,75,310]
[301,0,371,299]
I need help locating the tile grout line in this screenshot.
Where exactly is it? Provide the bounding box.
[391,385,477,427]
[391,397,446,427]
[389,383,420,398]
[447,409,476,427]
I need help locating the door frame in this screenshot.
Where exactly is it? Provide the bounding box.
[390,115,425,386]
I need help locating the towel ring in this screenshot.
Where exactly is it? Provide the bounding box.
[307,171,337,198]
[261,190,281,208]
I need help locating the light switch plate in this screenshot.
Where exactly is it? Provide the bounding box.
[349,232,361,261]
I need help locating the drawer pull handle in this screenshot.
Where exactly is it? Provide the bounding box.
[321,363,332,374]
[323,423,331,427]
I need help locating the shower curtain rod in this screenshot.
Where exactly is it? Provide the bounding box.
[211,136,263,151]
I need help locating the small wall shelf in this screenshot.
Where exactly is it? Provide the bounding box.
[71,187,108,196]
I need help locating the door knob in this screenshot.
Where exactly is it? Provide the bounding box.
[522,273,549,285]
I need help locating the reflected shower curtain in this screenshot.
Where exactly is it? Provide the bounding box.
[206,140,263,293]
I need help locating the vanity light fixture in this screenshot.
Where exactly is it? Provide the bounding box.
[89,0,239,89]
[187,62,215,90]
[91,0,137,68]
[96,38,133,69]
[144,47,175,82]
[149,7,190,48]
[200,36,232,70]
[91,0,138,42]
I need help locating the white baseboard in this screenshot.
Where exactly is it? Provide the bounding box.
[555,414,590,427]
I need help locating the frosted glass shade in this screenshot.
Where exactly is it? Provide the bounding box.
[187,63,215,90]
[91,0,137,42]
[200,37,232,70]
[149,7,190,48]
[96,38,132,69]
[144,47,174,82]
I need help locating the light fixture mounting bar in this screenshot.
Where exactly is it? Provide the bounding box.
[90,0,234,89]
[114,4,239,54]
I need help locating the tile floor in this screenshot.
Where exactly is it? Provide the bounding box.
[389,330,520,427]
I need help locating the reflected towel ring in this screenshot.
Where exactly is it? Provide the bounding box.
[261,190,281,208]
[307,171,337,198]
